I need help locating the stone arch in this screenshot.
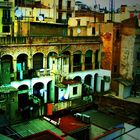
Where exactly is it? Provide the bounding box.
[84,74,92,86]
[85,50,93,70]
[94,73,98,92]
[18,84,29,119]
[47,52,57,69]
[73,50,82,71]
[73,76,82,83]
[33,82,44,101]
[33,52,43,70]
[17,53,28,70]
[95,50,99,69]
[1,54,13,73]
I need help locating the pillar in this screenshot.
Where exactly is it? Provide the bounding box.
[13,59,17,80]
[70,54,73,72]
[81,53,85,71]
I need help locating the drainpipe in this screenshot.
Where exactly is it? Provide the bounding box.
[99,43,102,69]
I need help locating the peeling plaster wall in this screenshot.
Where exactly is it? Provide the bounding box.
[101,32,113,71]
[120,35,135,80]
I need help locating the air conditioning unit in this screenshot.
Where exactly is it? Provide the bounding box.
[37,69,45,77]
[74,113,82,120]
[82,114,90,123]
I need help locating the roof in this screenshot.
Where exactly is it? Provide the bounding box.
[82,109,122,130]
[11,118,64,138]
[62,79,80,85]
[0,134,13,140]
[19,130,64,140]
[54,115,90,134]
[114,78,132,86]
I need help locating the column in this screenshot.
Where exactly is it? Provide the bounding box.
[13,59,17,80]
[92,52,95,69]
[81,53,85,71]
[70,54,73,72]
[43,55,47,75]
[44,84,47,104]
[28,55,32,70]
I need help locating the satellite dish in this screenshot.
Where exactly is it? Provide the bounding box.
[38,15,44,21]
[77,28,81,34]
[15,9,22,18]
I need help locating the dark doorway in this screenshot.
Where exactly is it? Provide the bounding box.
[47,81,52,103]
[18,93,29,120]
[94,73,98,92]
[55,86,59,103]
[101,80,105,92]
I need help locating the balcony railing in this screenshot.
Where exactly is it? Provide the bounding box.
[0,1,13,8]
[73,63,82,72]
[85,63,92,70]
[0,36,101,45]
[15,68,51,81]
[57,6,74,12]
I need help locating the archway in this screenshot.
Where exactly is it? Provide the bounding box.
[94,73,98,92]
[73,51,82,71]
[85,50,93,70]
[33,53,43,70]
[18,85,29,120]
[74,76,82,83]
[17,54,28,80]
[1,55,13,84]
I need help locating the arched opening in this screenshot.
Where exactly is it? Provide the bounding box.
[18,85,29,120]
[82,74,92,96]
[47,81,53,103]
[62,51,71,72]
[85,50,93,70]
[73,51,82,72]
[17,54,28,80]
[33,53,43,70]
[33,82,44,116]
[33,82,44,101]
[95,50,99,69]
[84,74,92,86]
[1,55,13,84]
[74,76,82,83]
[47,52,57,69]
[94,73,98,93]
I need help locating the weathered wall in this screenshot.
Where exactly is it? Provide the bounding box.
[95,95,140,124]
[120,35,135,80]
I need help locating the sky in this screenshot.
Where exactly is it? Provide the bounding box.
[79,0,140,10]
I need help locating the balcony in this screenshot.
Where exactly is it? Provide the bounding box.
[0,36,101,45]
[57,6,74,13]
[2,17,12,24]
[0,1,13,8]
[73,63,82,72]
[85,63,92,70]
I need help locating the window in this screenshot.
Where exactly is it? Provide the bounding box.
[116,29,120,39]
[113,65,117,72]
[73,87,77,95]
[92,27,95,35]
[3,9,10,19]
[77,19,80,26]
[3,26,10,32]
[137,52,140,60]
[67,1,71,9]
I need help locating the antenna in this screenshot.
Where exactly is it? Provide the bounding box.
[109,0,115,21]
